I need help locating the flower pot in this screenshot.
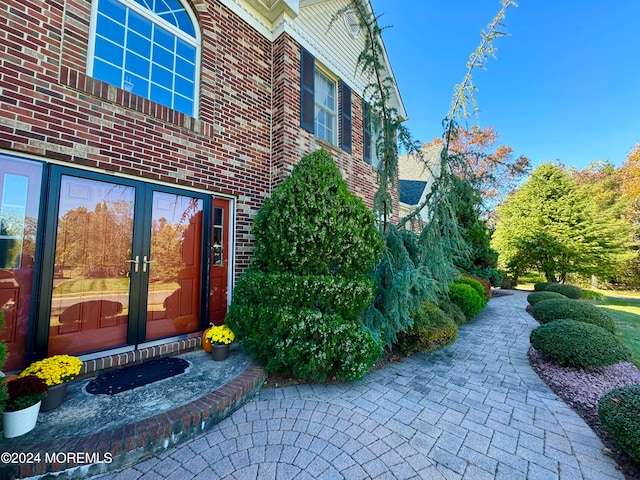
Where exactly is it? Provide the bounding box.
[211,344,230,361]
[2,401,41,438]
[202,327,213,353]
[41,382,68,412]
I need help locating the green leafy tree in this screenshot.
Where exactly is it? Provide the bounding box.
[492,163,633,282]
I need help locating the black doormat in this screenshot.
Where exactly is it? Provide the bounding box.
[86,357,189,395]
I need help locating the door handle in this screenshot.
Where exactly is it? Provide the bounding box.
[143,255,156,273]
[125,256,139,273]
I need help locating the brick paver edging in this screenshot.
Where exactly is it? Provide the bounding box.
[1,364,266,479]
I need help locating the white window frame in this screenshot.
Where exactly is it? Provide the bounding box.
[87,0,201,118]
[314,67,337,145]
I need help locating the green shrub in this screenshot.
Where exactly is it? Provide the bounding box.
[598,385,640,462]
[456,276,489,303]
[227,150,384,381]
[534,282,555,291]
[526,291,567,305]
[232,271,374,319]
[530,298,616,333]
[251,150,382,276]
[396,302,458,356]
[448,283,485,320]
[544,283,583,299]
[530,319,632,369]
[438,298,467,326]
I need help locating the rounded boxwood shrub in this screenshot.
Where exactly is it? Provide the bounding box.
[527,291,567,305]
[530,319,632,369]
[456,276,489,304]
[534,282,555,291]
[598,385,640,462]
[544,283,583,299]
[396,302,458,356]
[448,283,485,320]
[530,298,616,333]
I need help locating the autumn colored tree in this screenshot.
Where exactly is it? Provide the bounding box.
[621,142,640,201]
[424,125,530,211]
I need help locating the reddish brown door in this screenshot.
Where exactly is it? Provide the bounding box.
[209,198,230,325]
[145,192,203,341]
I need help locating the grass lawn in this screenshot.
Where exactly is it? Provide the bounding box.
[596,298,640,368]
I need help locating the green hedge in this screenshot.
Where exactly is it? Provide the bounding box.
[598,385,640,462]
[232,271,374,319]
[543,283,583,299]
[448,283,485,320]
[530,319,632,369]
[530,298,616,333]
[534,282,555,291]
[226,305,382,382]
[396,302,458,356]
[526,291,567,305]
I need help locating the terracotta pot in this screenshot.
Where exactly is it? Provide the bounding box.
[41,382,68,412]
[211,344,230,361]
[2,401,41,438]
[202,327,213,353]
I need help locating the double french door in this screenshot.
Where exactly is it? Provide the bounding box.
[37,168,229,357]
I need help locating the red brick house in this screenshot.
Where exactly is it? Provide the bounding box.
[0,0,405,371]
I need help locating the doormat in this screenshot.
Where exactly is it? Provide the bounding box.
[86,357,189,395]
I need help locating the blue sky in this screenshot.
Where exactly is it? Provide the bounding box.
[369,0,640,170]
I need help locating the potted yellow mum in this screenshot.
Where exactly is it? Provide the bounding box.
[20,354,83,411]
[205,325,235,361]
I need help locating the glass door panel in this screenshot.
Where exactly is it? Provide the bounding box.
[48,176,135,356]
[0,156,43,370]
[145,191,203,341]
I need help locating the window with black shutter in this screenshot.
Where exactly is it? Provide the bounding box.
[300,48,315,133]
[341,82,352,153]
[363,101,371,163]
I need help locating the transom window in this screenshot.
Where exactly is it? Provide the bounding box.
[90,0,200,116]
[314,70,337,144]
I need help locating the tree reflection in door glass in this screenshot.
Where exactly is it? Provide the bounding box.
[48,177,134,356]
[145,192,202,341]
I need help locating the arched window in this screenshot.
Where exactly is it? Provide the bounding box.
[89,0,200,116]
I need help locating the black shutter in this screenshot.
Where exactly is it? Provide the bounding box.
[340,82,352,152]
[300,48,315,133]
[363,101,371,164]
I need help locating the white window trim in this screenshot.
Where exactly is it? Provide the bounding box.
[313,65,338,146]
[87,0,201,118]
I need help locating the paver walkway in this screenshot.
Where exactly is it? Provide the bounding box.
[97,291,624,479]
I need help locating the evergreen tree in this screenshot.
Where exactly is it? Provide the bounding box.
[452,177,501,285]
[227,150,383,382]
[492,163,633,282]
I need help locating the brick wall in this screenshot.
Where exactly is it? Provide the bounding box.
[0,0,398,278]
